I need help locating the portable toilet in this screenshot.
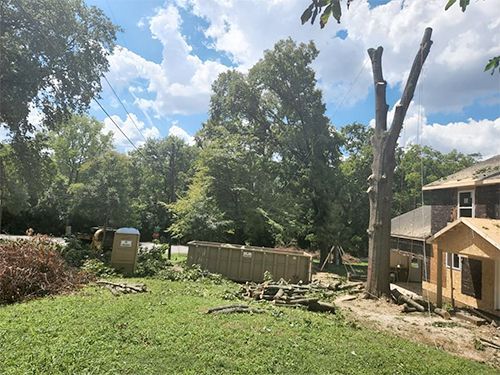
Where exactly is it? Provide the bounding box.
[110,227,140,275]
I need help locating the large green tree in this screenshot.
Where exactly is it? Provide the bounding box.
[0,0,119,134]
[172,39,343,260]
[129,136,197,240]
[47,114,113,232]
[338,123,374,256]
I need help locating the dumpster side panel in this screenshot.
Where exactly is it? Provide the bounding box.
[186,241,312,283]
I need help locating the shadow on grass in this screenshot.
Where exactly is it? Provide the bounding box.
[314,262,368,278]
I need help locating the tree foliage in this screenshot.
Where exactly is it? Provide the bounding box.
[0,0,119,135]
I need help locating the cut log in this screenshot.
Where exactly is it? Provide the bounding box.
[337,294,357,302]
[391,289,425,312]
[273,288,285,300]
[328,281,342,290]
[454,311,486,326]
[433,308,451,320]
[402,304,417,313]
[467,308,493,324]
[290,298,319,306]
[337,282,364,291]
[479,337,500,350]
[308,301,335,313]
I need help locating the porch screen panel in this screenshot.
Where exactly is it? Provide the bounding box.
[461,257,482,299]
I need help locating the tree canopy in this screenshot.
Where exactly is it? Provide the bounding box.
[0,0,119,135]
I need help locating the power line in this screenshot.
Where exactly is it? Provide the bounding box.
[101,0,148,142]
[103,75,148,142]
[93,98,144,156]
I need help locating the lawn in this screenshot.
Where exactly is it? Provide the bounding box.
[0,278,495,375]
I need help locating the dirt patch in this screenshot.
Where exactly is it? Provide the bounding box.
[335,294,500,368]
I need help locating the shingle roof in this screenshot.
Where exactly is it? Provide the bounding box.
[391,206,432,240]
[422,155,500,191]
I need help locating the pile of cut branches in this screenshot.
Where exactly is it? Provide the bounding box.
[238,279,361,313]
[0,236,92,304]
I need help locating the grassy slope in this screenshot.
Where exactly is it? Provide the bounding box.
[0,279,495,375]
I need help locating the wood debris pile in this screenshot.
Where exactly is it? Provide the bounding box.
[391,288,450,319]
[97,280,148,296]
[239,279,363,313]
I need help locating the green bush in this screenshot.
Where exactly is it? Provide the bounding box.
[59,237,98,267]
[81,259,117,278]
[158,263,225,284]
[135,244,172,277]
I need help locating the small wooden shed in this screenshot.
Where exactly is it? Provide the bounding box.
[422,218,500,314]
[187,241,312,283]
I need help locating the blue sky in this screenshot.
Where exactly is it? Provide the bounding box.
[85,0,500,158]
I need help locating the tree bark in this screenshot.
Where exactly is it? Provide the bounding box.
[366,28,433,297]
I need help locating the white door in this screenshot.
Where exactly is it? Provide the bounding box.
[496,260,500,310]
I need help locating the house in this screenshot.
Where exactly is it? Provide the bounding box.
[421,154,499,313]
[390,155,500,313]
[423,217,500,313]
[390,154,500,313]
[389,205,447,283]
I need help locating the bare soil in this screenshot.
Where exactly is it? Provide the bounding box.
[334,289,500,368]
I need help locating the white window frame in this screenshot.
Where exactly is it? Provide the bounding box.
[457,189,475,218]
[445,252,462,270]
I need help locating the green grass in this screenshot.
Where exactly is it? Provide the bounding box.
[0,278,495,375]
[318,262,368,277]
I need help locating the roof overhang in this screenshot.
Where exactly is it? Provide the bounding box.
[422,178,500,191]
[432,218,500,250]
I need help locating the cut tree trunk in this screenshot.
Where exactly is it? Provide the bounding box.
[366,28,433,297]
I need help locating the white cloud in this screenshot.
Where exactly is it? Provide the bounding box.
[371,103,500,159]
[106,4,228,117]
[176,0,500,113]
[104,0,499,151]
[168,123,195,145]
[102,113,160,151]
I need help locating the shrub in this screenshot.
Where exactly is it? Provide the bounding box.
[135,244,172,277]
[80,259,118,278]
[0,236,92,304]
[158,264,225,284]
[58,237,98,267]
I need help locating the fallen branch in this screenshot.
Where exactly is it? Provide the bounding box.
[479,337,500,350]
[96,280,147,295]
[207,305,263,314]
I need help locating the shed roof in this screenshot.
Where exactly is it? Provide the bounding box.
[422,155,500,191]
[391,206,432,240]
[432,218,500,251]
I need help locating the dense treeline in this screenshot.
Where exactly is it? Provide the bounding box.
[0,39,479,258]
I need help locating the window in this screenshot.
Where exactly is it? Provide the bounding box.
[458,190,474,218]
[446,252,462,270]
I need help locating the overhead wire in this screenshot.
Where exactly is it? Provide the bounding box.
[101,0,148,142]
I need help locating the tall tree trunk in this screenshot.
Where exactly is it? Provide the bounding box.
[366,28,433,297]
